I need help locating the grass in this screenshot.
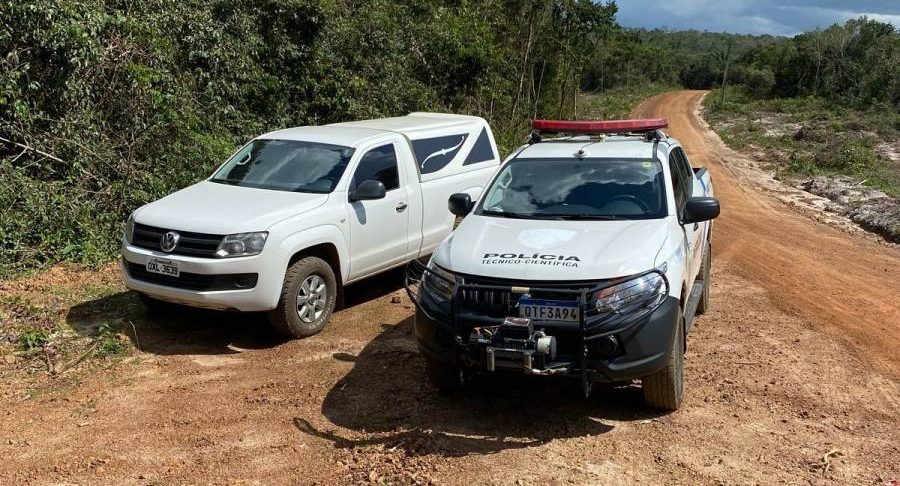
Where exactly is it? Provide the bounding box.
[579,83,679,120]
[0,263,133,389]
[17,328,49,351]
[703,86,900,198]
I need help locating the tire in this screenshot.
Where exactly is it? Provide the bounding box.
[425,357,465,396]
[268,256,337,338]
[642,310,685,411]
[695,241,712,316]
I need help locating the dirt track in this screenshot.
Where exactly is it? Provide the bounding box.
[2,91,899,485]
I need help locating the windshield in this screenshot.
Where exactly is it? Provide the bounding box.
[476,157,667,220]
[210,139,355,193]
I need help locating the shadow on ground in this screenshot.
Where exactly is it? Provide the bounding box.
[65,267,407,356]
[298,315,666,458]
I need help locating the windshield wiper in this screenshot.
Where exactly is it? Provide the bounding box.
[481,210,554,220]
[542,214,629,220]
[210,178,241,186]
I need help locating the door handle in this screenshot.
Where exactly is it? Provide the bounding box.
[395,202,408,212]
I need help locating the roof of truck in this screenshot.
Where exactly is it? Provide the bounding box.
[258,112,487,148]
[512,135,673,161]
[335,112,485,134]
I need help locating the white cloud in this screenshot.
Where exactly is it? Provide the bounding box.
[615,0,900,35]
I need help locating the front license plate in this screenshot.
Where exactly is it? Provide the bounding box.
[518,298,580,322]
[146,258,180,278]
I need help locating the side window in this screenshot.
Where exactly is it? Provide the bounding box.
[675,148,693,198]
[668,152,686,213]
[352,144,399,191]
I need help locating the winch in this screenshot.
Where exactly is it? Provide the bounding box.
[468,317,560,375]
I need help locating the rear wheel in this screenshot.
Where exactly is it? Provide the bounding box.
[424,357,465,396]
[696,241,712,316]
[268,257,337,338]
[642,310,685,411]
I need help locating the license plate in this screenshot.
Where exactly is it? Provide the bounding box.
[518,298,580,322]
[146,258,180,278]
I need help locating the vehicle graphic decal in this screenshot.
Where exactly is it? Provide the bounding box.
[412,134,469,174]
[462,127,497,165]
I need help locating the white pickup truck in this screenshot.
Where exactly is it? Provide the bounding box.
[122,113,501,337]
[407,118,720,410]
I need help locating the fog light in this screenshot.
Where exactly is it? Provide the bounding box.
[594,336,620,358]
[233,274,258,289]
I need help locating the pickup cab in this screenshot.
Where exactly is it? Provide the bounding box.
[122,113,501,337]
[406,118,720,410]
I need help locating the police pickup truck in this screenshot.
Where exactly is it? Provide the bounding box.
[122,113,500,337]
[406,118,720,410]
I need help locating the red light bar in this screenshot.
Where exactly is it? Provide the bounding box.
[532,118,668,134]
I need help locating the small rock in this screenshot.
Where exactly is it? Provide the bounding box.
[3,355,15,365]
[390,296,401,304]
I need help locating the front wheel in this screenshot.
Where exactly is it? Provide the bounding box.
[424,357,466,396]
[642,310,685,411]
[268,257,337,338]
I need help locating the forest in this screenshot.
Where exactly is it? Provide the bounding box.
[1,0,898,276]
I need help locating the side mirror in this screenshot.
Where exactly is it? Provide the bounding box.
[349,180,386,202]
[448,193,474,217]
[682,197,720,224]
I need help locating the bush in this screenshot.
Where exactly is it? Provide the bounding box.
[815,135,879,173]
[17,328,49,351]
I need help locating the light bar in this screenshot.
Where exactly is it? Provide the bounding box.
[532,118,668,134]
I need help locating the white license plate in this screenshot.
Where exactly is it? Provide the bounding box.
[519,299,580,322]
[146,258,180,278]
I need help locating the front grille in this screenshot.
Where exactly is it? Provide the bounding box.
[456,274,607,318]
[126,262,258,291]
[132,223,224,258]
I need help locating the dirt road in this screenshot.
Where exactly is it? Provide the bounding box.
[2,91,898,485]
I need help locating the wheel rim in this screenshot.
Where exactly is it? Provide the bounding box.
[296,274,327,323]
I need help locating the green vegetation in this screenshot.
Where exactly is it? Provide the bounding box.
[1,1,897,276]
[17,327,49,351]
[700,17,899,215]
[705,88,899,198]
[1,0,676,277]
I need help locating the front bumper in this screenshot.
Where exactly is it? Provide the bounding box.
[121,242,282,312]
[406,261,680,384]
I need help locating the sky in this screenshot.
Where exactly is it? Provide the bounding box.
[615,0,900,36]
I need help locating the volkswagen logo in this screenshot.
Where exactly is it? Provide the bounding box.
[160,231,180,253]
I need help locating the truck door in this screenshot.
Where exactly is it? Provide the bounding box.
[348,142,411,280]
[670,148,702,291]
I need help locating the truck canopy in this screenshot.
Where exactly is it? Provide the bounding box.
[335,112,499,183]
[260,113,498,184]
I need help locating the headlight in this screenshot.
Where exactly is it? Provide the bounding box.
[124,213,135,244]
[594,271,668,314]
[421,261,456,301]
[216,232,268,258]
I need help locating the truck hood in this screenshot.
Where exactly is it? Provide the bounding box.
[433,214,671,281]
[134,181,329,234]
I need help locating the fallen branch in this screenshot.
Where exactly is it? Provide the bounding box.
[54,341,100,375]
[128,320,140,351]
[810,448,843,474]
[0,135,65,164]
